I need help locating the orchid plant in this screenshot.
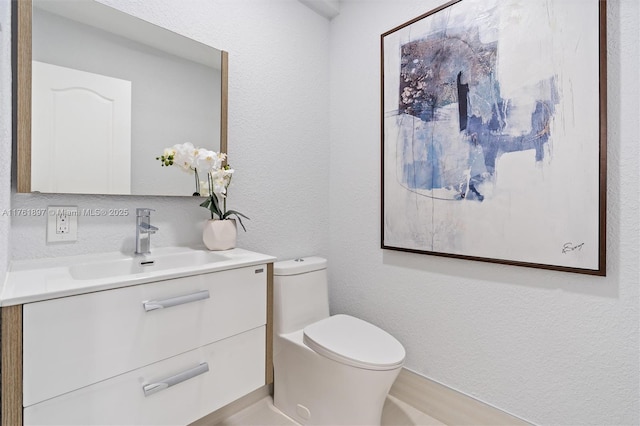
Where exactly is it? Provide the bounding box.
[157,142,249,231]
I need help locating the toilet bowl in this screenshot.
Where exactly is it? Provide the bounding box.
[273,257,405,425]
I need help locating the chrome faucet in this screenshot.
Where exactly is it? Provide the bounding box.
[135,208,158,254]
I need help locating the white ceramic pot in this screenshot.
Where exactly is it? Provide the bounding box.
[202,219,237,250]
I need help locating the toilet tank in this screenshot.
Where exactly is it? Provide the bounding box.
[273,257,330,335]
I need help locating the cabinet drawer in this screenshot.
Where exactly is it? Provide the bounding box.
[24,326,266,426]
[23,265,267,407]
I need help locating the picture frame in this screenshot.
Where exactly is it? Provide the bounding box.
[380,0,607,275]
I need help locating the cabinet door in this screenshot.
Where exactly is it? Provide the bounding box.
[23,265,267,406]
[24,326,266,426]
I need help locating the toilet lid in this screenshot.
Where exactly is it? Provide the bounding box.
[303,314,405,371]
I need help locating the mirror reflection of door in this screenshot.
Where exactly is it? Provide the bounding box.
[31,61,132,194]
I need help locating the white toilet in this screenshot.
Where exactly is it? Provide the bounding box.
[273,257,405,425]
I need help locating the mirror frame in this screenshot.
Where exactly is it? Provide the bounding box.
[13,0,228,194]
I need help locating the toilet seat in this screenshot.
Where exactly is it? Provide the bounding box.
[303,314,405,371]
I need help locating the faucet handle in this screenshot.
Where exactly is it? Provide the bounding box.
[136,208,155,217]
[139,222,158,233]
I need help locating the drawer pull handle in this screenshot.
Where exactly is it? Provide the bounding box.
[143,290,210,312]
[143,362,209,397]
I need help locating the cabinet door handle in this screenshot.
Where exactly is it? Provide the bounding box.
[143,362,209,397]
[143,290,210,312]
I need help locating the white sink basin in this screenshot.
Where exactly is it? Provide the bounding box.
[69,250,229,280]
[1,247,277,306]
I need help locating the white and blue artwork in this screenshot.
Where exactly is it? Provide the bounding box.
[381,0,606,274]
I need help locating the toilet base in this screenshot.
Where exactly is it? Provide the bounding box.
[273,331,402,426]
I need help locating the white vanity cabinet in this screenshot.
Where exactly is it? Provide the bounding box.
[12,263,273,426]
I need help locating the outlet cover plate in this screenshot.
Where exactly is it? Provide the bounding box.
[47,206,78,243]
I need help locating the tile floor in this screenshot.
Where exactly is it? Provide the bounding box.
[215,395,444,426]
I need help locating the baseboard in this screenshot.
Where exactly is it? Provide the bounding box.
[194,369,530,426]
[189,385,272,426]
[389,368,531,426]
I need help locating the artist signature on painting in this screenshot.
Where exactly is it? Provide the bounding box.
[562,242,585,254]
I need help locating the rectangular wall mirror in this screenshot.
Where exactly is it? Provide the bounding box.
[14,0,228,196]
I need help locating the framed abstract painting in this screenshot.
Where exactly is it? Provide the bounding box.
[381,0,607,275]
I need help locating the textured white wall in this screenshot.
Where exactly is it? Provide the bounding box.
[328,1,639,424]
[7,0,331,261]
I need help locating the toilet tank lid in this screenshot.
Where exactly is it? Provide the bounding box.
[273,257,327,276]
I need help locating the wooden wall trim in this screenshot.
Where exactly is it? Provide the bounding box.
[1,306,23,426]
[15,0,32,193]
[220,50,229,155]
[265,263,274,385]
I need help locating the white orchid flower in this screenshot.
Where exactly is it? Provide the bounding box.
[208,167,231,196]
[195,149,220,173]
[157,146,248,230]
[172,142,197,172]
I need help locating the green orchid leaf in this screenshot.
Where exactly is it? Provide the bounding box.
[223,210,249,232]
[210,195,222,218]
[233,215,247,232]
[224,209,249,220]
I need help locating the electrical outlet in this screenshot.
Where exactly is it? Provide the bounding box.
[47,206,78,243]
[56,213,69,234]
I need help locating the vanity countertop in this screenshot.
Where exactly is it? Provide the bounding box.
[0,247,276,306]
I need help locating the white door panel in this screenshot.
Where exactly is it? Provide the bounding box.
[32,61,132,194]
